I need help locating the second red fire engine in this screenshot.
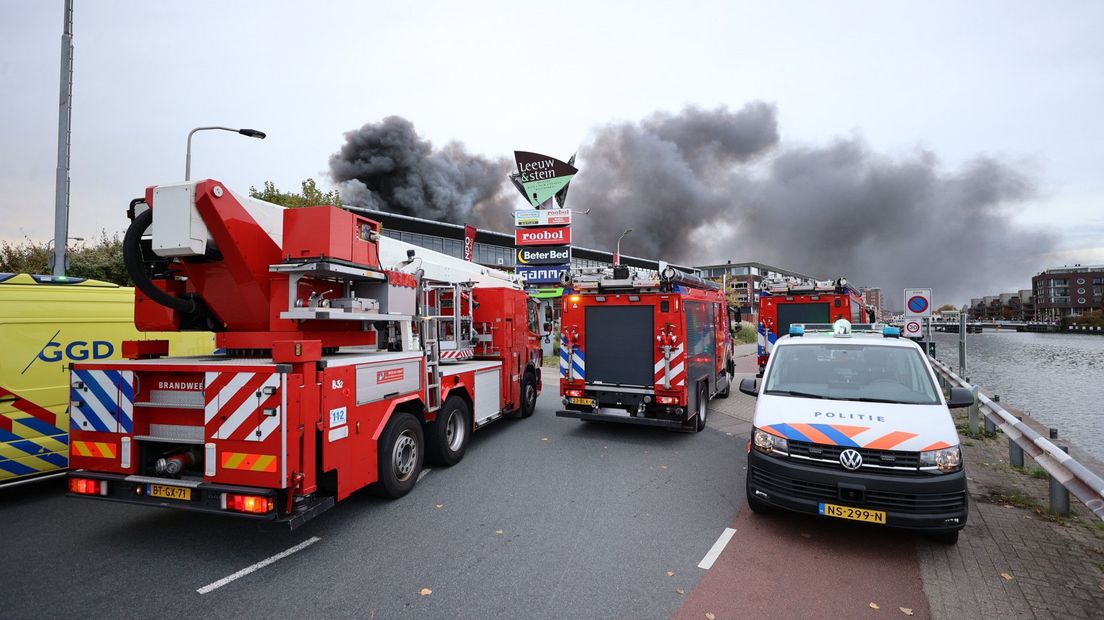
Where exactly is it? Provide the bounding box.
[556,265,737,431]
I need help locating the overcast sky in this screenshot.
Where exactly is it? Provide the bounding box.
[2,1,1102,299]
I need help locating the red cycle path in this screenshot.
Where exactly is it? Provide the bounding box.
[675,506,932,619]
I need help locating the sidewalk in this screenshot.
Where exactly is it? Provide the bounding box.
[710,352,1104,619]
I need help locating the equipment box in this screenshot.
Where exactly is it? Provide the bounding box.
[283,206,381,268]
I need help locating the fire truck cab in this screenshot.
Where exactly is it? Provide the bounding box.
[556,265,736,431]
[757,277,869,376]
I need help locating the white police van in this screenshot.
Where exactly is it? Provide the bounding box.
[739,320,973,544]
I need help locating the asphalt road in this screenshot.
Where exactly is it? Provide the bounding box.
[0,368,747,619]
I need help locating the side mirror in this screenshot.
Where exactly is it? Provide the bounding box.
[946,387,974,409]
[739,377,759,397]
[730,319,741,333]
[544,306,553,323]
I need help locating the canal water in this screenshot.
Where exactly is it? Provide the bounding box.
[930,330,1104,460]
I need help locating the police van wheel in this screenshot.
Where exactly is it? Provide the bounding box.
[378,412,424,498]
[695,383,708,432]
[426,396,470,467]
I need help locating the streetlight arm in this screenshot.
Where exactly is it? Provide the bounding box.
[185,126,266,181]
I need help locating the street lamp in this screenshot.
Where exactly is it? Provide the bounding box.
[185,126,266,181]
[614,228,632,266]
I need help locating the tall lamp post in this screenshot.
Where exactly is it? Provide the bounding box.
[185,126,266,181]
[614,228,633,266]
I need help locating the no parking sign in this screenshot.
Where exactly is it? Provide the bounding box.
[904,288,932,318]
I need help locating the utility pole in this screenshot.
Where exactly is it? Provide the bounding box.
[52,0,75,276]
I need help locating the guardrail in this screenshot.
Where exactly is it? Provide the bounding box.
[928,356,1104,520]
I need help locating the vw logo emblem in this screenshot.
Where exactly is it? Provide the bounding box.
[839,449,863,470]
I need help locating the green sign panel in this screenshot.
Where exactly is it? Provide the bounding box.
[513,151,578,207]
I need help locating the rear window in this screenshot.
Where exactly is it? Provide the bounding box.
[764,342,940,405]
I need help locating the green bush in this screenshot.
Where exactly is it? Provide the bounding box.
[734,321,758,344]
[0,233,130,285]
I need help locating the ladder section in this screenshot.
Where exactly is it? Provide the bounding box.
[421,282,476,362]
[422,316,442,412]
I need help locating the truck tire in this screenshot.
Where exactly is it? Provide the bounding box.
[695,382,708,432]
[377,412,424,499]
[509,371,538,419]
[717,371,732,398]
[426,396,470,467]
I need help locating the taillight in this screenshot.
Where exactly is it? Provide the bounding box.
[657,396,679,405]
[69,477,107,496]
[566,389,585,397]
[222,493,274,514]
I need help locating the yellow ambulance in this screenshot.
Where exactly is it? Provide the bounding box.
[0,273,213,486]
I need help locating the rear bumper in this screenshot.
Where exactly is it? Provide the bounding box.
[555,408,687,429]
[67,470,281,522]
[746,450,968,532]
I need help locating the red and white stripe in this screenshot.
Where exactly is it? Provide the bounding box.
[654,343,686,387]
[204,372,281,442]
[440,349,474,361]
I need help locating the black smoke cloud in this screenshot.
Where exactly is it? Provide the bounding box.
[329,116,514,227]
[331,105,1053,305]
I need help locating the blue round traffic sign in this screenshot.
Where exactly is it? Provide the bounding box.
[907,295,929,314]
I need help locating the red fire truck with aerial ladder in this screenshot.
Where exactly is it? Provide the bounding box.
[65,179,543,527]
[556,265,737,431]
[755,277,870,375]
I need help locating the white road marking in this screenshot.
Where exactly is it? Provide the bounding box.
[196,536,321,594]
[697,528,737,570]
[418,467,432,482]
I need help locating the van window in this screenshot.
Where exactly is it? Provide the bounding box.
[764,343,939,405]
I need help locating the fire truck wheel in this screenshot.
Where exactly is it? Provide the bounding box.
[378,412,424,498]
[695,383,708,432]
[717,372,731,398]
[426,396,470,467]
[520,371,538,418]
[508,371,538,419]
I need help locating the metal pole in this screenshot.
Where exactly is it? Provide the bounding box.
[52,0,74,277]
[984,395,997,434]
[958,304,968,377]
[967,385,980,435]
[1049,445,1071,516]
[1009,416,1025,468]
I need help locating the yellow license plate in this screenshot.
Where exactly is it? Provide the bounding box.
[149,484,192,501]
[818,502,886,524]
[569,397,596,407]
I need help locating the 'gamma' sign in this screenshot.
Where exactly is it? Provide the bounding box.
[513,151,578,207]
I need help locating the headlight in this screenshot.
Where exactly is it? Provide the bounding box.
[920,446,962,473]
[752,429,788,455]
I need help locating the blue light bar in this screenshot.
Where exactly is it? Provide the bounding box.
[789,325,805,337]
[883,326,901,338]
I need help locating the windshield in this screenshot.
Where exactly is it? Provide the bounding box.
[764,342,940,405]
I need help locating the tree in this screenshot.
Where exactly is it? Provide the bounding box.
[248,179,342,209]
[938,303,957,312]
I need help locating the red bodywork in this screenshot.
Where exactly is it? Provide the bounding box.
[558,281,732,427]
[68,179,541,525]
[756,287,866,372]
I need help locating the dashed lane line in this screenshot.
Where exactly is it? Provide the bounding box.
[697,528,737,570]
[196,536,321,594]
